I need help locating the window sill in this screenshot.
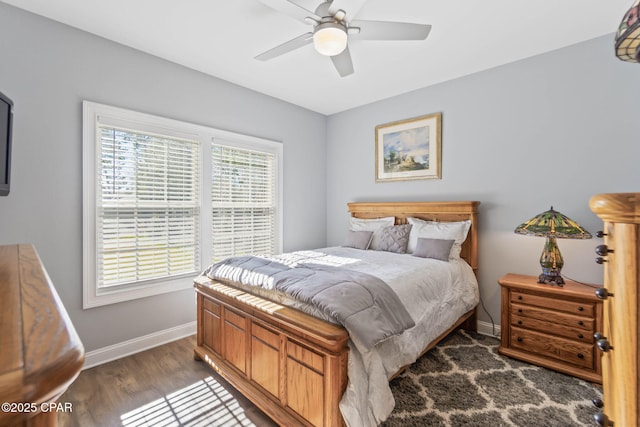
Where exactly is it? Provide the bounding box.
[83,275,195,309]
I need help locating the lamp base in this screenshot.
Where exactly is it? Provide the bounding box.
[538,272,564,286]
[538,236,565,286]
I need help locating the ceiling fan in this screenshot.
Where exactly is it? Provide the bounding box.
[255,0,431,77]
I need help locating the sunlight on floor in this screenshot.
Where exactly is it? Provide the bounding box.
[120,376,256,427]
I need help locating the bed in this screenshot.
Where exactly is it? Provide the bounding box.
[193,201,480,426]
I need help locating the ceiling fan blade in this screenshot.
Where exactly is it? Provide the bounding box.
[328,0,369,19]
[255,32,313,61]
[330,46,354,77]
[350,20,431,40]
[257,0,321,24]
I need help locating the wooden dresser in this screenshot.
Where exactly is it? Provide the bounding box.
[0,244,84,427]
[590,193,640,427]
[498,273,602,383]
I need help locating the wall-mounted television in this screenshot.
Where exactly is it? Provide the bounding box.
[0,91,13,196]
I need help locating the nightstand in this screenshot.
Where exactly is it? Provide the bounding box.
[498,273,602,383]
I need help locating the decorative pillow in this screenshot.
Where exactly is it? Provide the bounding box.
[349,216,396,250]
[376,224,412,254]
[406,218,472,259]
[412,238,455,261]
[344,230,374,250]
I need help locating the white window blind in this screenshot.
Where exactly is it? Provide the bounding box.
[97,126,200,288]
[84,101,282,308]
[211,142,277,261]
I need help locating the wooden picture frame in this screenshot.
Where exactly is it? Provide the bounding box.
[375,112,442,182]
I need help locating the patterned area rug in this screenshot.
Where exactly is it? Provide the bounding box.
[384,330,602,427]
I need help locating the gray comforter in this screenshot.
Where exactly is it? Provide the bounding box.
[204,255,415,352]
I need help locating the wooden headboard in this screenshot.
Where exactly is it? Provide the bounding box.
[347,201,480,274]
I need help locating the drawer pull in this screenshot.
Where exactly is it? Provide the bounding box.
[595,257,607,264]
[518,309,523,314]
[578,306,584,311]
[592,398,604,408]
[517,295,523,300]
[517,320,523,325]
[516,337,523,342]
[577,353,584,359]
[596,339,614,352]
[595,244,613,256]
[578,320,584,326]
[593,412,613,426]
[595,230,607,238]
[578,333,584,339]
[595,288,614,300]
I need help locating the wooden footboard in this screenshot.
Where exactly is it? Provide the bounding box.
[194,277,350,427]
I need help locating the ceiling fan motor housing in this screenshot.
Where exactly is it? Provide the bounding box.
[313,21,348,56]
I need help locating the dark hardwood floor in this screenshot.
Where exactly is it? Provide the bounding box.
[58,335,278,427]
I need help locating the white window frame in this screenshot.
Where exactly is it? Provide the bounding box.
[83,101,283,308]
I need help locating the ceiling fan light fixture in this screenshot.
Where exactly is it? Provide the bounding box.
[313,22,347,56]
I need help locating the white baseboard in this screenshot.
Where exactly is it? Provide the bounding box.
[477,320,501,338]
[83,321,197,370]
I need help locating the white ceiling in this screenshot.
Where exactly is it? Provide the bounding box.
[1,0,631,115]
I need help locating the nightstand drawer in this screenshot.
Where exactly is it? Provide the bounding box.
[510,303,594,331]
[510,327,594,370]
[510,291,595,316]
[511,314,594,343]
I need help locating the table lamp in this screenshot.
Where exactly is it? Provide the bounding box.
[514,206,592,286]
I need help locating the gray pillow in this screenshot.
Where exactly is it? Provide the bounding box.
[344,230,374,250]
[412,237,455,261]
[376,224,412,253]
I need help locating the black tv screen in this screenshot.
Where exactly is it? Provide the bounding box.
[0,91,13,196]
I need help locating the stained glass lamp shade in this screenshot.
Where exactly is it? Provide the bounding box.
[514,207,592,286]
[615,0,640,62]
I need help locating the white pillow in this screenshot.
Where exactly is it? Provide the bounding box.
[349,216,395,250]
[406,217,471,259]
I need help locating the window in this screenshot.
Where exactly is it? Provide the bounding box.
[83,102,282,308]
[211,142,278,260]
[98,127,200,287]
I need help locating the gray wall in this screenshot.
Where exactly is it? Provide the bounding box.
[0,3,327,352]
[326,34,640,329]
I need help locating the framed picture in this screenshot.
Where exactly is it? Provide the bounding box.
[375,112,442,182]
